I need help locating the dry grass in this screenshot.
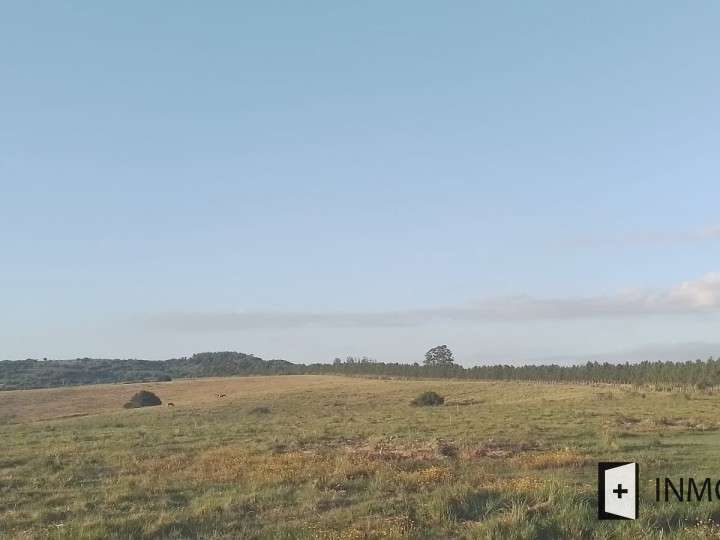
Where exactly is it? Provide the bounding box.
[0,375,367,423]
[518,449,591,470]
[3,375,720,538]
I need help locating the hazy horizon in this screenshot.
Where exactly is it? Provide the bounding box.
[6,338,720,368]
[3,2,720,365]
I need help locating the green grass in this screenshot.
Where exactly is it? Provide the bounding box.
[2,377,720,538]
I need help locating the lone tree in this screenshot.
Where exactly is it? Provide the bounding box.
[424,345,454,366]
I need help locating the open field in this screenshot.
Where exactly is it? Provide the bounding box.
[3,375,720,539]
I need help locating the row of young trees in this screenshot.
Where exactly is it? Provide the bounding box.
[316,346,720,388]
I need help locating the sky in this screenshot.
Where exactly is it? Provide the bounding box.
[2,1,720,364]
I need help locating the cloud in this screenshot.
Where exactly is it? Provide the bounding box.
[671,226,720,243]
[573,225,720,248]
[145,273,720,332]
[668,272,720,307]
[697,226,720,241]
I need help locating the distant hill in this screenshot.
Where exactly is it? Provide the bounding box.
[0,352,299,390]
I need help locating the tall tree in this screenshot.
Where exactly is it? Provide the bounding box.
[424,345,454,366]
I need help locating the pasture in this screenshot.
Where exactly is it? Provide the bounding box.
[2,375,720,538]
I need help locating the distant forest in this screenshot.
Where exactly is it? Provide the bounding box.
[0,352,297,390]
[2,351,720,391]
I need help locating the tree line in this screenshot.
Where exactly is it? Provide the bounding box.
[2,347,720,390]
[311,345,720,388]
[312,355,720,388]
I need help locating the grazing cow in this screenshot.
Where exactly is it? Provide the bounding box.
[167,402,175,407]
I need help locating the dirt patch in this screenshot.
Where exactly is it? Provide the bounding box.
[518,449,591,469]
[446,398,483,407]
[615,414,641,427]
[344,438,545,462]
[653,417,717,431]
[343,438,461,462]
[347,443,437,462]
[465,439,543,459]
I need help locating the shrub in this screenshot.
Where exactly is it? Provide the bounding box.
[436,440,458,457]
[411,391,445,407]
[124,390,162,408]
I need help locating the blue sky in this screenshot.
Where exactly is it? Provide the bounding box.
[2,1,720,363]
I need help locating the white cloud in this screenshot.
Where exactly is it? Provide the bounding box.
[697,226,720,240]
[667,273,720,308]
[145,273,720,331]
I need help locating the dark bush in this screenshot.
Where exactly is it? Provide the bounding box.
[156,375,172,382]
[124,390,162,408]
[436,440,458,457]
[411,391,445,407]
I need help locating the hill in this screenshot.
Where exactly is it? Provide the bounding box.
[0,352,297,390]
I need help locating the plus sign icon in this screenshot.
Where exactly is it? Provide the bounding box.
[598,462,639,520]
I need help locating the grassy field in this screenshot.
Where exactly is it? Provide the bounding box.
[2,375,720,539]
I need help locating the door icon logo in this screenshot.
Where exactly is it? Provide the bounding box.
[598,462,638,520]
